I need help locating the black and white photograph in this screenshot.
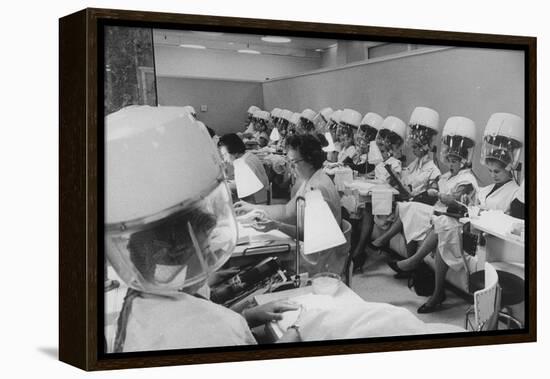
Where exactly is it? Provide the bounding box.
[102,22,529,355]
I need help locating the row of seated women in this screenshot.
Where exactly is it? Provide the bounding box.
[231,104,524,314]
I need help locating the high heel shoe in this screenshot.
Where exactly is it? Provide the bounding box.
[417,293,447,314]
[387,261,413,275]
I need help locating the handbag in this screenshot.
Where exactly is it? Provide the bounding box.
[407,262,435,297]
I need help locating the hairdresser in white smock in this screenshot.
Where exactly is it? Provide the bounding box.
[105,106,299,353]
[234,133,341,237]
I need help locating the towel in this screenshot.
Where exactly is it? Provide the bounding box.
[371,188,393,215]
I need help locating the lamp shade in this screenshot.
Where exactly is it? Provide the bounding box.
[303,190,346,255]
[322,132,336,152]
[233,158,264,198]
[270,127,281,141]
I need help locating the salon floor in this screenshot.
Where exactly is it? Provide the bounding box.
[351,248,471,328]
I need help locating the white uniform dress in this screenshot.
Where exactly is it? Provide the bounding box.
[401,155,441,195]
[119,292,257,352]
[374,156,402,183]
[477,180,519,212]
[434,179,518,271]
[398,168,478,243]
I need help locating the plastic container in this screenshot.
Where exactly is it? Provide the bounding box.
[311,272,341,296]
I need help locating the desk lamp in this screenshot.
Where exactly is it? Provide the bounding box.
[322,132,336,152]
[233,158,264,199]
[293,190,346,286]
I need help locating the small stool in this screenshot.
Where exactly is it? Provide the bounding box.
[496,270,524,329]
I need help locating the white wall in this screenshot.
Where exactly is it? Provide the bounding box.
[154,45,322,81]
[263,47,525,186]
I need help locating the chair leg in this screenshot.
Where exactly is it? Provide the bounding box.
[464,307,474,330]
[498,312,523,329]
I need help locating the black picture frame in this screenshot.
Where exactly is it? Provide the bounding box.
[59,7,537,371]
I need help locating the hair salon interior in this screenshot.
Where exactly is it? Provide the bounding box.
[103,25,526,353]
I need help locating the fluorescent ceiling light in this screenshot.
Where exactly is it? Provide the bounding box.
[261,36,291,43]
[315,48,323,52]
[238,49,261,54]
[179,44,206,49]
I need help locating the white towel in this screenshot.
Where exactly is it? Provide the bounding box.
[333,167,353,191]
[371,188,393,215]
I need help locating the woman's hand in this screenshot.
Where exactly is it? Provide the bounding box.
[243,300,300,327]
[427,188,439,197]
[439,193,455,205]
[207,267,240,287]
[251,219,279,233]
[233,200,255,216]
[365,171,376,180]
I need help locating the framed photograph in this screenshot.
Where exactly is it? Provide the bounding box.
[59,7,536,371]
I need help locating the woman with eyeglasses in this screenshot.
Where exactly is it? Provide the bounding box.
[234,133,341,238]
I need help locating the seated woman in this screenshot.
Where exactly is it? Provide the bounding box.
[298,109,318,134]
[336,109,362,164]
[421,112,524,313]
[313,107,334,133]
[234,133,341,238]
[379,117,479,279]
[325,110,342,163]
[342,112,384,174]
[218,133,270,204]
[369,108,441,249]
[351,115,407,270]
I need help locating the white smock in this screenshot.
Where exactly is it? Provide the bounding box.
[374,156,402,183]
[401,155,441,194]
[398,168,478,243]
[477,180,519,212]
[121,292,256,352]
[337,145,356,163]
